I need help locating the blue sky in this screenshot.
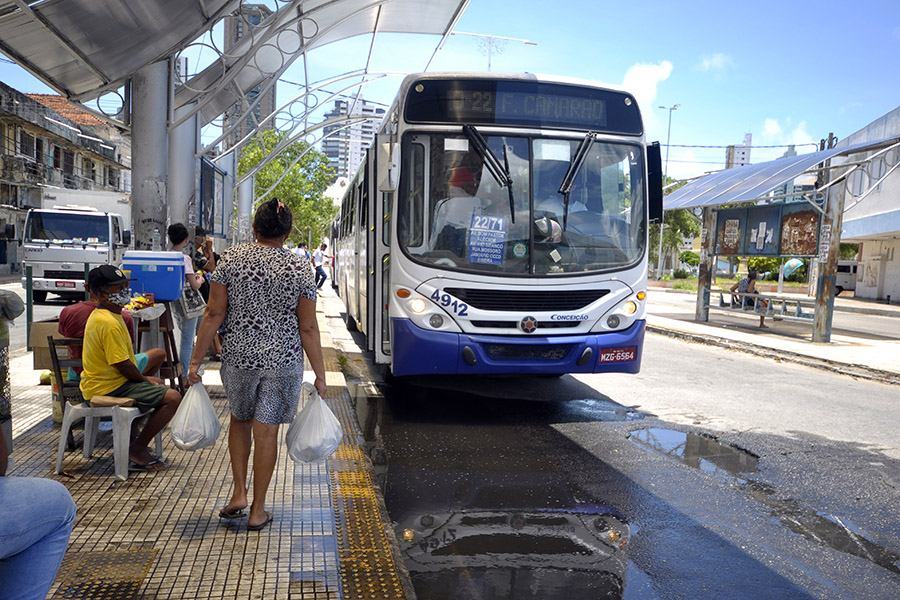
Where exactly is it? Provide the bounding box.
[2,0,898,180]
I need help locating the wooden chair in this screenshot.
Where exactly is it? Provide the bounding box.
[48,337,163,481]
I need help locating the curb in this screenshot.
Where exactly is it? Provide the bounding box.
[316,305,418,600]
[647,324,900,386]
[649,285,900,318]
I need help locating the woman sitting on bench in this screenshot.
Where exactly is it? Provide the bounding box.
[731,271,769,328]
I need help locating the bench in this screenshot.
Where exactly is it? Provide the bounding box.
[706,288,816,324]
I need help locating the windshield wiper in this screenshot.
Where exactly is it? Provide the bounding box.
[558,131,597,230]
[462,124,515,223]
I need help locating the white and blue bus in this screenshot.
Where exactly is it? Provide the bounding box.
[333,72,663,377]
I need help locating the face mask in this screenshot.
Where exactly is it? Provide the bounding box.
[107,288,132,307]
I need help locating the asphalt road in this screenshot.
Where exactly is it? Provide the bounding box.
[370,334,900,599]
[2,282,76,358]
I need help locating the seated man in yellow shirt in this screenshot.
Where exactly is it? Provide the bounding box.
[81,265,182,471]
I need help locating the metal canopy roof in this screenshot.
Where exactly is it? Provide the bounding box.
[175,0,469,128]
[0,0,236,101]
[664,137,900,210]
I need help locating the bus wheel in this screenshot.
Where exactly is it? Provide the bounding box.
[835,286,844,296]
[345,313,358,332]
[32,291,47,303]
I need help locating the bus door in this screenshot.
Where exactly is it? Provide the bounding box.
[373,131,397,363]
[356,168,369,336]
[346,184,359,324]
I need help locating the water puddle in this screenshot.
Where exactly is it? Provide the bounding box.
[630,428,900,575]
[564,399,643,422]
[628,427,758,482]
[745,483,900,576]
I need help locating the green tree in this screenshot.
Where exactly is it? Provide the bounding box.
[680,250,700,267]
[839,243,859,260]
[238,129,337,244]
[651,209,701,273]
[652,176,701,274]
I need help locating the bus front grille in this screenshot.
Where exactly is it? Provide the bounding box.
[445,288,608,311]
[471,320,581,329]
[484,343,574,361]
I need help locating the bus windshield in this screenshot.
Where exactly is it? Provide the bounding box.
[398,132,645,275]
[25,212,109,244]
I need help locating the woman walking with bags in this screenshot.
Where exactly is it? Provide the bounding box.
[187,198,327,531]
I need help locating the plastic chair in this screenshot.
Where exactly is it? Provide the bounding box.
[49,337,163,481]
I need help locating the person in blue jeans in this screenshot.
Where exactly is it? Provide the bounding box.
[312,243,329,289]
[0,426,76,600]
[168,223,205,376]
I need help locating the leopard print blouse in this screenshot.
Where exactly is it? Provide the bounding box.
[210,243,316,370]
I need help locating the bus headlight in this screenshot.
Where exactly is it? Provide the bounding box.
[607,315,620,328]
[409,298,427,314]
[429,314,444,328]
[623,301,637,315]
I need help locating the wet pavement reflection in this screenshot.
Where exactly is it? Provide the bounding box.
[629,427,900,577]
[348,380,635,599]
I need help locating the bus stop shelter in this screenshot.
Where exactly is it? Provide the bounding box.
[663,135,900,342]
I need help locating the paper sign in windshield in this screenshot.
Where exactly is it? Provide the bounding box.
[468,215,506,265]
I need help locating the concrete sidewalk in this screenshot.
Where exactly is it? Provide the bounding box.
[6,284,413,600]
[646,286,900,385]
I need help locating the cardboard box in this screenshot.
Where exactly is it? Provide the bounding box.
[30,318,62,370]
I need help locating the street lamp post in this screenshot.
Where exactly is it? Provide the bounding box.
[656,103,680,279]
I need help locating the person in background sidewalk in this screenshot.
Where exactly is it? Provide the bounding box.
[188,198,327,532]
[58,291,165,382]
[168,223,205,376]
[81,265,182,471]
[312,243,329,290]
[0,409,76,600]
[731,271,770,328]
[193,226,222,359]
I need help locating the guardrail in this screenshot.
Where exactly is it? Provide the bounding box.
[706,288,816,324]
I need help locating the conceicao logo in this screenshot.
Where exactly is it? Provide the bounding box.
[550,314,589,321]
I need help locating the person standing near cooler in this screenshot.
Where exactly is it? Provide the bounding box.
[167,224,205,376]
[187,198,327,531]
[312,243,328,290]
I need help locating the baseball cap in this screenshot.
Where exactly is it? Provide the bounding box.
[88,265,130,292]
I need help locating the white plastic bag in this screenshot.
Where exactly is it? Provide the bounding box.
[286,382,343,463]
[171,383,221,451]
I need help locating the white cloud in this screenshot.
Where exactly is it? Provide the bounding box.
[696,53,734,72]
[764,118,782,136]
[621,60,673,136]
[756,118,818,162]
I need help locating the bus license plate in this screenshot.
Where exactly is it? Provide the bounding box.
[599,347,636,363]
[55,281,76,288]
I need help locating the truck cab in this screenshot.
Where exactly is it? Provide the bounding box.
[22,205,131,302]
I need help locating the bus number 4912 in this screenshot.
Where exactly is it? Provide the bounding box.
[430,290,469,316]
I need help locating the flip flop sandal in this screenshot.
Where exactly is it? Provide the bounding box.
[218,507,247,520]
[128,459,166,472]
[247,512,274,531]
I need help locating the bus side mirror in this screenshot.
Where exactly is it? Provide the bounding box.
[647,142,664,223]
[123,230,132,246]
[378,142,400,192]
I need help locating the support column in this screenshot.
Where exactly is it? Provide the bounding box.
[168,103,198,235]
[813,133,842,343]
[225,152,237,244]
[695,206,717,321]
[237,177,254,243]
[131,61,169,250]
